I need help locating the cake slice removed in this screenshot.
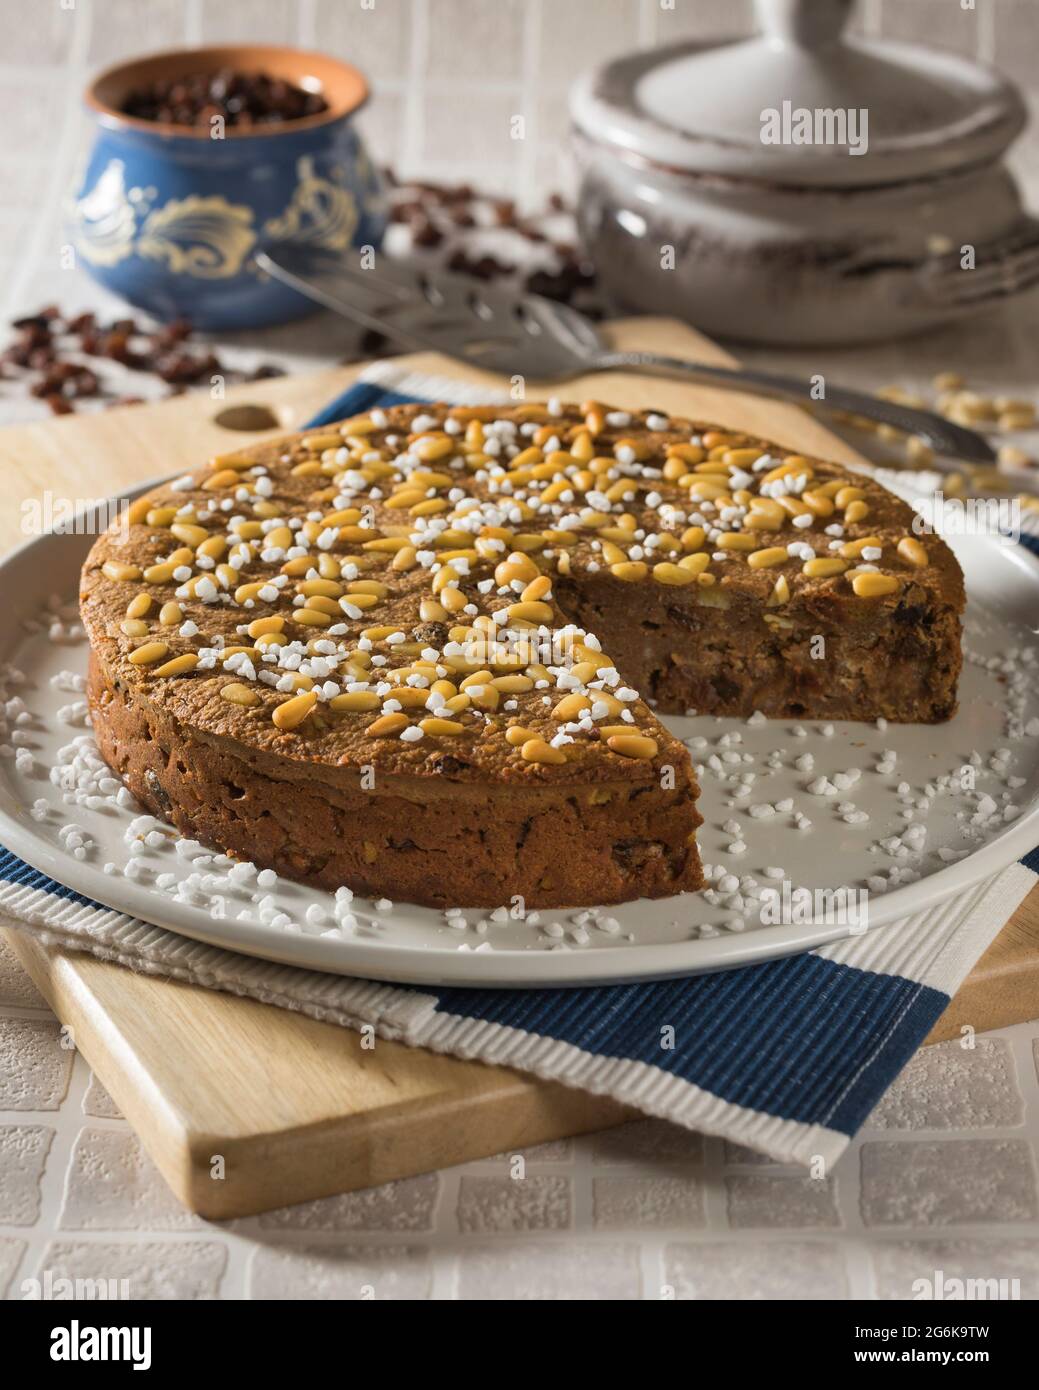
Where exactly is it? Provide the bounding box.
[81,401,964,910]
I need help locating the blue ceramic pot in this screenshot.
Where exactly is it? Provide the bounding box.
[72,45,385,330]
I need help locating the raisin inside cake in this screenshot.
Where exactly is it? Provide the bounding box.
[80,402,964,909]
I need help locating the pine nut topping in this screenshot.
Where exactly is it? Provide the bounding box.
[367,713,409,737]
[840,536,883,559]
[329,692,380,712]
[419,718,465,736]
[154,653,199,676]
[610,561,648,582]
[103,561,142,582]
[897,537,928,567]
[521,575,552,602]
[553,693,592,720]
[202,469,241,490]
[520,738,567,765]
[506,725,538,746]
[247,615,285,638]
[272,690,318,730]
[294,608,334,627]
[128,641,169,665]
[171,522,208,547]
[851,573,901,598]
[678,553,711,575]
[298,578,342,598]
[652,562,697,585]
[221,683,261,707]
[748,547,788,570]
[803,557,848,578]
[607,734,658,759]
[717,533,759,551]
[766,574,791,607]
[143,562,176,584]
[835,486,866,509]
[507,600,554,623]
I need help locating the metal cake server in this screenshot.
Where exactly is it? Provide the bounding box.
[256,246,996,464]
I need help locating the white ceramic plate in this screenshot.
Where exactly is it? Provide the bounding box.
[0,493,1037,987]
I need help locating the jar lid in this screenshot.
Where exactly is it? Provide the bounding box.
[570,0,1025,187]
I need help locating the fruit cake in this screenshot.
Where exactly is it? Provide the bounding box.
[81,401,964,909]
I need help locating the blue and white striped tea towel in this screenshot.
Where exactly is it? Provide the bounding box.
[1,366,1036,1168]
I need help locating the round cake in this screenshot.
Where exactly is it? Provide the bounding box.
[80,400,963,908]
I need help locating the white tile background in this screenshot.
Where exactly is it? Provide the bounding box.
[0,0,1038,1300]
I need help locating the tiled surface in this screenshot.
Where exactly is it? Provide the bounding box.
[249,1244,433,1301]
[457,1175,573,1232]
[40,1239,227,1301]
[0,1125,54,1227]
[860,1138,1039,1227]
[870,1238,1039,1300]
[59,1129,205,1232]
[0,1019,74,1112]
[867,1038,1025,1131]
[2,968,1039,1298]
[1,0,1039,1300]
[258,1173,440,1233]
[665,1240,850,1300]
[593,1175,706,1229]
[726,1174,842,1230]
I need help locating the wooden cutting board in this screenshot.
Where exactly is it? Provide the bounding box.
[1,316,1036,1219]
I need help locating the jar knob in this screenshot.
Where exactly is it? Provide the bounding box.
[755,0,854,47]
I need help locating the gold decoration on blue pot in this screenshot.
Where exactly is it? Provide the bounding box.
[265,155,359,250]
[138,196,257,279]
[75,45,385,329]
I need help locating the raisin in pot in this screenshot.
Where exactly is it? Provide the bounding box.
[74,45,385,330]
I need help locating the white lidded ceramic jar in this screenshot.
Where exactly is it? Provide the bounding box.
[571,0,1039,345]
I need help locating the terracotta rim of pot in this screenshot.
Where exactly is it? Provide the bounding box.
[86,43,369,139]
